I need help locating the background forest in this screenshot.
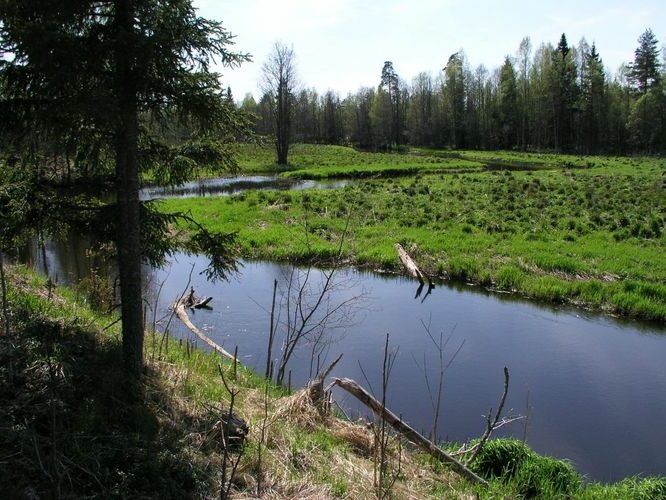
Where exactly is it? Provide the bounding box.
[244,30,666,154]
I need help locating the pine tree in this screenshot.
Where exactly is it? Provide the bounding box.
[380,61,402,149]
[629,29,661,94]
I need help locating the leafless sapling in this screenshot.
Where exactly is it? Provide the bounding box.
[217,364,246,500]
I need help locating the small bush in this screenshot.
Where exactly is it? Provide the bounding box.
[472,440,582,498]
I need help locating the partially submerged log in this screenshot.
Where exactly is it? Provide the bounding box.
[193,296,212,308]
[395,243,433,288]
[395,244,425,283]
[173,299,235,361]
[327,377,487,485]
[184,286,213,309]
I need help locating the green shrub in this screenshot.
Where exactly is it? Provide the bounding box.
[471,439,532,479]
[514,455,581,498]
[472,440,582,498]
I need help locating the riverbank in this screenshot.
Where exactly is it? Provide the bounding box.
[233,143,485,178]
[161,155,665,322]
[2,265,664,498]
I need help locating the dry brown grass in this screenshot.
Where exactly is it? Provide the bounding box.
[236,385,465,499]
[3,264,467,499]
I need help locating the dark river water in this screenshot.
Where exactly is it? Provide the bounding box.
[20,175,666,483]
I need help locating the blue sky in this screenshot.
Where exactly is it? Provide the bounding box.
[195,0,666,99]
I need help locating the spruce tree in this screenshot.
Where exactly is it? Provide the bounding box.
[580,43,606,152]
[499,56,518,149]
[1,0,249,376]
[551,34,579,151]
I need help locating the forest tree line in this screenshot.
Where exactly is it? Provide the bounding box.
[244,30,666,154]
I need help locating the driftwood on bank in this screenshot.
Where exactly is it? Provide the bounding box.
[395,244,435,301]
[327,377,488,485]
[205,403,249,450]
[173,299,236,361]
[306,353,344,408]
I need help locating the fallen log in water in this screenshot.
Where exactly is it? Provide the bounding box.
[193,296,213,309]
[395,243,425,283]
[184,286,213,309]
[173,299,235,361]
[395,243,433,287]
[327,377,487,485]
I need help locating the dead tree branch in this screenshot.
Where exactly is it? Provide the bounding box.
[464,367,515,467]
[307,352,343,408]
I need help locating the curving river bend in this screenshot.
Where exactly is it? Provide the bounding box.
[21,175,666,482]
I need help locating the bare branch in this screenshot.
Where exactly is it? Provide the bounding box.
[465,367,511,467]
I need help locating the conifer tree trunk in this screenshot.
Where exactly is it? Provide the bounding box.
[115,0,144,376]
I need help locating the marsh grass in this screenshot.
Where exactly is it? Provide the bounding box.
[162,153,665,321]
[234,143,485,178]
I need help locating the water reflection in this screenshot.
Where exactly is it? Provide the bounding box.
[142,254,666,482]
[140,175,349,200]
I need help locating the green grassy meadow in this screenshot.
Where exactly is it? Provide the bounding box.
[235,143,485,177]
[161,145,666,322]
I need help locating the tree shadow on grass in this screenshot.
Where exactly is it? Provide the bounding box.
[0,310,216,499]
